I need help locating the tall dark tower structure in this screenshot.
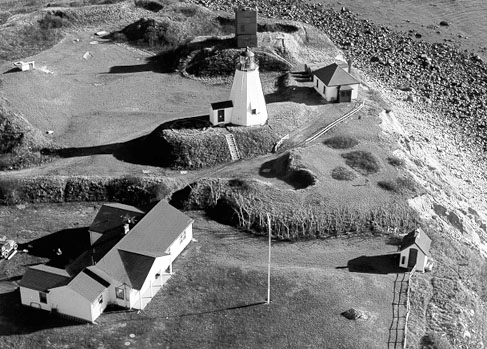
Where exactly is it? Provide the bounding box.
[234,6,258,48]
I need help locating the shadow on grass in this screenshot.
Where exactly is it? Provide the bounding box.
[18,227,91,269]
[2,68,21,74]
[259,153,316,190]
[265,73,323,106]
[41,115,211,167]
[0,289,79,336]
[106,36,235,75]
[177,301,267,318]
[342,254,404,274]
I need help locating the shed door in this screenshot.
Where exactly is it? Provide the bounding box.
[339,89,352,102]
[408,248,418,269]
[217,109,225,123]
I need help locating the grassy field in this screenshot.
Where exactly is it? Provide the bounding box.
[0,203,401,349]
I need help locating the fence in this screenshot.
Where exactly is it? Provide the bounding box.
[388,266,416,349]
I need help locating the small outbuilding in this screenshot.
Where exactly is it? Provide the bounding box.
[209,100,233,125]
[312,63,359,103]
[398,228,431,272]
[13,61,35,71]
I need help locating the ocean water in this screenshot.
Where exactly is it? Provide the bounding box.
[317,0,487,59]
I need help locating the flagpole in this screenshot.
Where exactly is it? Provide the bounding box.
[266,213,271,305]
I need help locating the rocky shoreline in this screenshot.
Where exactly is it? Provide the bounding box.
[192,0,487,161]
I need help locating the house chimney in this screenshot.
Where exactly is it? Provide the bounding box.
[347,58,353,73]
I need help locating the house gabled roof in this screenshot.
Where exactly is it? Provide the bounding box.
[313,63,359,87]
[117,200,193,256]
[18,265,70,292]
[400,229,432,255]
[89,203,145,235]
[211,100,233,110]
[68,267,109,303]
[94,201,193,290]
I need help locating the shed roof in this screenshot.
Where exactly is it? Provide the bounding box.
[68,268,109,302]
[18,265,70,292]
[400,229,431,255]
[313,63,359,87]
[211,100,233,110]
[89,203,145,234]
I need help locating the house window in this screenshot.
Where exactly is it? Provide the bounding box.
[401,256,406,265]
[98,294,103,304]
[39,291,47,304]
[323,86,326,94]
[179,230,186,244]
[115,287,125,300]
[316,79,319,87]
[251,109,257,115]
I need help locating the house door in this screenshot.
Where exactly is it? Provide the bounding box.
[339,89,352,102]
[408,248,418,269]
[217,109,225,123]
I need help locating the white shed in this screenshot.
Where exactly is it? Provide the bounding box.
[398,229,431,272]
[312,63,359,103]
[209,100,233,125]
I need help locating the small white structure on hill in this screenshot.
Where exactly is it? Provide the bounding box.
[13,61,35,71]
[312,62,359,103]
[210,48,268,127]
[19,201,194,323]
[398,228,431,272]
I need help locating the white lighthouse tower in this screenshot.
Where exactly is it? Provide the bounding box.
[229,48,268,126]
[209,48,268,127]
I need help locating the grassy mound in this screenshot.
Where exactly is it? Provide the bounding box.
[0,101,53,170]
[144,121,280,169]
[341,150,381,175]
[331,166,357,181]
[260,151,317,189]
[0,11,68,63]
[324,135,359,149]
[111,4,228,48]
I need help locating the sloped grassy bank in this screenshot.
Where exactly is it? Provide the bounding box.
[0,174,419,240]
[0,175,180,206]
[171,178,420,240]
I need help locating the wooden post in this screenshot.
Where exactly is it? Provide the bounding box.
[266,213,271,305]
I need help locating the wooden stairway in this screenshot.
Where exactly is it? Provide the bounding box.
[225,133,241,161]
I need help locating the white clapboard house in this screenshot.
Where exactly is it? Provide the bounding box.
[312,62,359,103]
[19,201,193,323]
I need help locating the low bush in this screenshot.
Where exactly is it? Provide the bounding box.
[134,0,164,12]
[38,12,70,30]
[377,177,417,194]
[341,151,380,175]
[387,155,405,167]
[331,166,357,181]
[420,332,453,349]
[324,136,359,149]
